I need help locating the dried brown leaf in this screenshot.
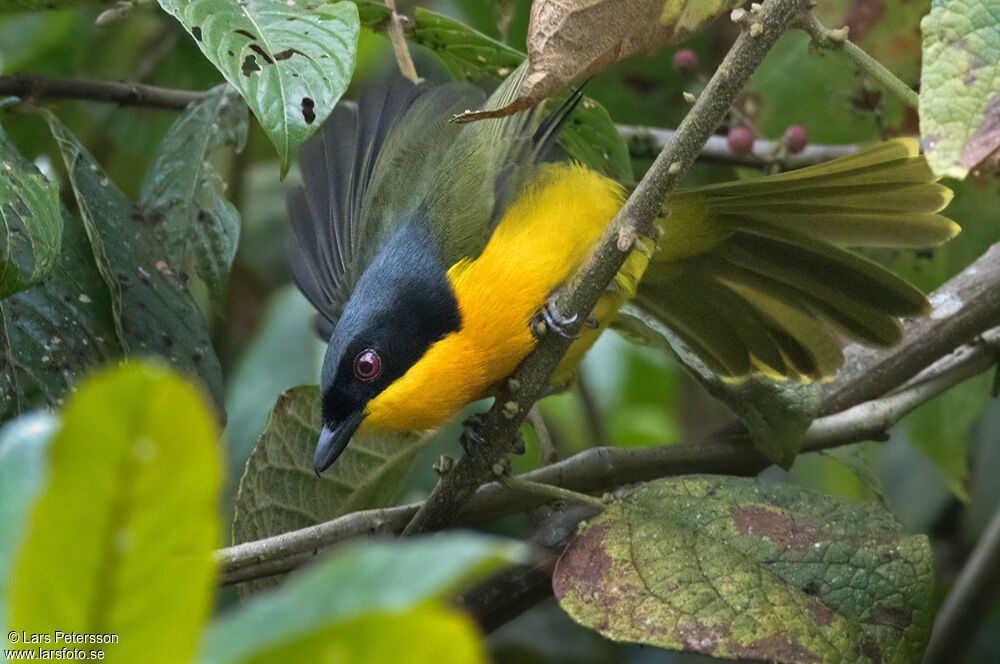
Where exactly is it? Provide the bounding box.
[461,0,739,120]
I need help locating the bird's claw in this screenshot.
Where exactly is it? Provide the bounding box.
[460,413,487,456]
[530,289,578,340]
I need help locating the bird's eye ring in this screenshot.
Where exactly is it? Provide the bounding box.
[354,348,382,382]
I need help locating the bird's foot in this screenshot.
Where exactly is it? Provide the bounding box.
[530,288,578,340]
[460,413,488,456]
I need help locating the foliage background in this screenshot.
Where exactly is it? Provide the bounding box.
[1,0,999,661]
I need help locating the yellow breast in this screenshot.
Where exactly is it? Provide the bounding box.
[359,163,626,433]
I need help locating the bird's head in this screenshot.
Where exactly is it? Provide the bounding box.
[314,221,460,474]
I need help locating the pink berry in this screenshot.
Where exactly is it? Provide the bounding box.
[727,128,754,157]
[672,49,699,74]
[783,125,808,153]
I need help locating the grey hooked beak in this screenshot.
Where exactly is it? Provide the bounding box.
[313,410,365,476]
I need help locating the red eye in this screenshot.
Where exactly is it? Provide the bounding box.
[353,348,382,382]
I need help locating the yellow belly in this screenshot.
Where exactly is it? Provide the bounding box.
[359,163,630,433]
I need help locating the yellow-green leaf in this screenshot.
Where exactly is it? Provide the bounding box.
[6,363,221,664]
[197,535,524,664]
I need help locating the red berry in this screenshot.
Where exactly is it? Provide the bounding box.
[783,125,808,154]
[727,128,754,157]
[672,49,699,74]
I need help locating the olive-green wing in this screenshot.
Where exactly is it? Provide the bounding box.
[420,63,584,266]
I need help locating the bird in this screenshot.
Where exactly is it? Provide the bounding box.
[286,66,958,475]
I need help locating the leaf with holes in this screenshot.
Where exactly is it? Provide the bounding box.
[0,125,120,424]
[232,385,429,594]
[920,0,1000,178]
[5,363,220,664]
[158,0,359,177]
[198,534,524,664]
[554,475,935,663]
[0,152,61,298]
[45,113,224,408]
[139,84,248,313]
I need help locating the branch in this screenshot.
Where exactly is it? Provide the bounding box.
[215,311,999,586]
[795,12,919,110]
[617,123,864,166]
[0,72,871,170]
[823,241,1000,414]
[401,0,813,536]
[0,73,204,111]
[923,499,1000,664]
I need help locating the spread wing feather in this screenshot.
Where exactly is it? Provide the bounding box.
[287,65,584,339]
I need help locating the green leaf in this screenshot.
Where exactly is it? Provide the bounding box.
[905,373,991,501]
[0,126,120,424]
[231,385,429,594]
[613,303,819,467]
[158,0,360,177]
[749,31,904,144]
[554,476,935,663]
[45,113,224,408]
[6,363,221,664]
[197,534,525,664]
[353,1,632,181]
[920,0,1000,178]
[0,412,56,634]
[139,84,248,313]
[0,151,61,298]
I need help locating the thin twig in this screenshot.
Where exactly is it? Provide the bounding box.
[400,0,813,537]
[527,405,559,464]
[795,12,919,110]
[384,0,422,84]
[0,73,878,169]
[575,368,611,449]
[923,500,1000,664]
[499,475,606,510]
[0,74,203,111]
[617,124,864,165]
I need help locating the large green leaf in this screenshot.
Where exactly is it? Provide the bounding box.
[158,0,359,177]
[46,113,224,408]
[0,148,61,298]
[904,373,992,501]
[748,31,904,144]
[0,127,120,424]
[554,476,934,663]
[5,363,221,664]
[139,84,248,313]
[920,0,1000,178]
[223,287,324,502]
[197,534,525,664]
[354,1,632,181]
[0,412,56,634]
[232,385,428,593]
